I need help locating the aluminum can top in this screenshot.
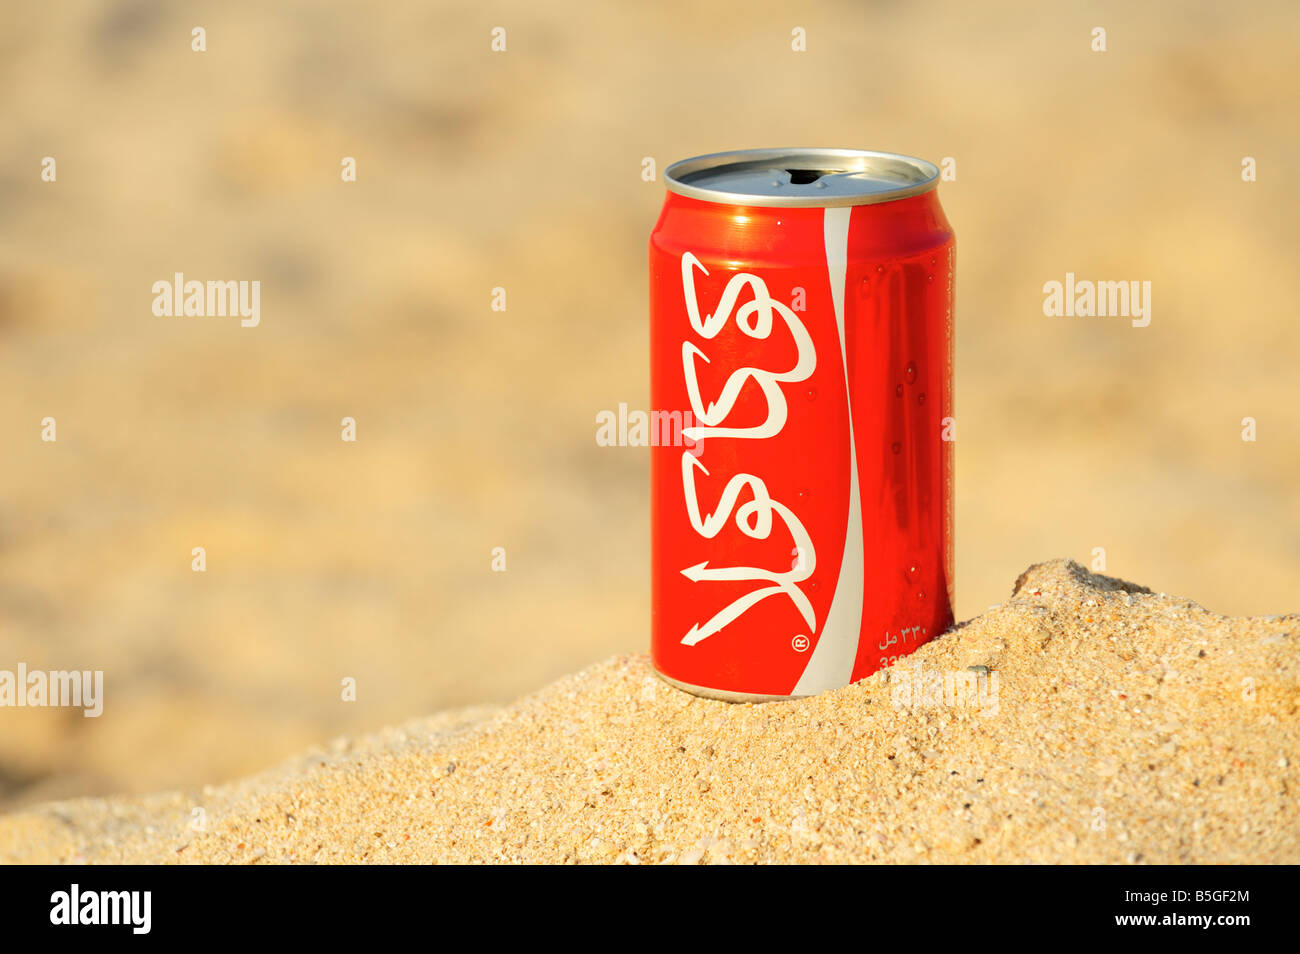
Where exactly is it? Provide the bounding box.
[664,148,940,209]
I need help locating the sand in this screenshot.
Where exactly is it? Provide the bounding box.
[1,558,1295,864]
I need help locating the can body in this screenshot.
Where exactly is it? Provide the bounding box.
[650,156,954,700]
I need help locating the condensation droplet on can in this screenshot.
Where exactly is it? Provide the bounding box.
[905,362,917,384]
[891,442,901,455]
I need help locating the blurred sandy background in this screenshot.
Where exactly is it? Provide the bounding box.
[0,0,1296,808]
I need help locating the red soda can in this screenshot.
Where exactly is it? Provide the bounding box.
[650,148,955,700]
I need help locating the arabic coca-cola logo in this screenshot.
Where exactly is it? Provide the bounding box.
[677,252,818,646]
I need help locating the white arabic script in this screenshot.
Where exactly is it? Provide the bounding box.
[678,253,817,645]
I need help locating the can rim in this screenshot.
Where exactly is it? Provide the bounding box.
[654,669,804,703]
[664,147,941,208]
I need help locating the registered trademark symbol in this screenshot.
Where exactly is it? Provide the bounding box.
[791,634,810,652]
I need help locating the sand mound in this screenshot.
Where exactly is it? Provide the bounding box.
[2,559,1296,864]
